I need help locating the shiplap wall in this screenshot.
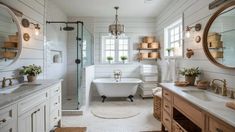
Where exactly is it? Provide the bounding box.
[0,0,68,92]
[0,0,45,81]
[156,0,235,90]
[67,17,158,80]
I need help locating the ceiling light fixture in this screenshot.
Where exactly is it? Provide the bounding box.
[109,6,125,39]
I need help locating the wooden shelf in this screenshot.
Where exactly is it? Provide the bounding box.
[138,48,160,50]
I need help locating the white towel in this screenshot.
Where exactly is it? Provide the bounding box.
[162,58,176,82]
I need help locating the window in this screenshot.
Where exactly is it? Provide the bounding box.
[102,36,130,63]
[164,18,183,57]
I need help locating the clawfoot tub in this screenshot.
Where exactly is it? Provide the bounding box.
[93,78,142,102]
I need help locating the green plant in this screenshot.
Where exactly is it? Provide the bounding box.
[20,64,42,76]
[166,47,174,52]
[179,67,200,77]
[107,56,113,61]
[120,56,128,61]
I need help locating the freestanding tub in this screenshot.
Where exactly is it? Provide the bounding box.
[93,78,142,102]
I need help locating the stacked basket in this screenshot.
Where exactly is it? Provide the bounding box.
[138,36,160,60]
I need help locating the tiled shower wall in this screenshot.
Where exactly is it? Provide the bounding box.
[156,0,235,89]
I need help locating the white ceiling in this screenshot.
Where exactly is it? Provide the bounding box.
[51,0,172,18]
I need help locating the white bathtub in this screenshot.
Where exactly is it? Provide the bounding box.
[93,78,142,102]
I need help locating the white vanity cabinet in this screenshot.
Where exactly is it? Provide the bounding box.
[0,81,62,132]
[0,104,17,132]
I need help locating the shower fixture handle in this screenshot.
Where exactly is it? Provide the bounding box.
[75,59,81,64]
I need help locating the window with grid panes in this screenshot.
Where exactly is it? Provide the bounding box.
[102,36,130,63]
[164,19,183,57]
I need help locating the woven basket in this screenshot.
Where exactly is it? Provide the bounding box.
[153,95,161,120]
[139,43,148,49]
[149,42,160,49]
[149,52,160,59]
[210,51,223,58]
[143,36,155,43]
[139,53,149,59]
[208,32,221,42]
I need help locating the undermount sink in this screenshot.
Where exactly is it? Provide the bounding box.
[0,84,41,94]
[183,90,227,102]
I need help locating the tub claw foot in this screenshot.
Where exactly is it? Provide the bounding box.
[101,95,107,103]
[128,95,134,102]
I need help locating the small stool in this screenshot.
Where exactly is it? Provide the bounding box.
[153,88,162,120]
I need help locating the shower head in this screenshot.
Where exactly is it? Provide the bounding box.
[63,24,74,31]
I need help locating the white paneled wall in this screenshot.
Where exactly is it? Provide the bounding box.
[156,0,235,90]
[0,0,68,92]
[0,0,45,80]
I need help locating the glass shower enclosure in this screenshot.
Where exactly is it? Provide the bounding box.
[46,21,93,111]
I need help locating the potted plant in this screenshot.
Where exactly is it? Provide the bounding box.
[166,47,174,56]
[120,56,128,64]
[107,56,113,64]
[20,64,42,82]
[179,67,200,86]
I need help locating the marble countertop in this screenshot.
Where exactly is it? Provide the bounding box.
[160,83,235,128]
[0,79,61,109]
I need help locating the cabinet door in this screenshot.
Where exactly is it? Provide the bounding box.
[18,102,48,132]
[34,103,47,132]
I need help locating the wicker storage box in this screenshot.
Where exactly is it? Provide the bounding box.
[8,35,18,42]
[210,51,223,58]
[2,51,17,59]
[149,42,160,49]
[208,41,223,48]
[143,36,155,43]
[139,43,148,49]
[4,42,18,48]
[208,32,221,42]
[139,53,149,59]
[149,52,160,59]
[153,94,161,120]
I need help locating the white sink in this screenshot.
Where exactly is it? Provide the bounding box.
[0,84,41,94]
[183,90,227,102]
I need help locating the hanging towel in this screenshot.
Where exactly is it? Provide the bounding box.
[162,58,176,82]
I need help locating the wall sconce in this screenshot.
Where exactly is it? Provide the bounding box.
[185,23,201,38]
[21,18,40,36]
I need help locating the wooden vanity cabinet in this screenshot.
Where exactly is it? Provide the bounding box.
[161,88,235,132]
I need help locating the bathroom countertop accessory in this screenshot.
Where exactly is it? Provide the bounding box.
[226,101,235,110]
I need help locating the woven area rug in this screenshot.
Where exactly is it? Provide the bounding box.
[91,101,141,119]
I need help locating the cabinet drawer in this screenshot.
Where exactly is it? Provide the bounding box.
[0,123,17,132]
[163,99,171,115]
[163,90,172,101]
[0,105,17,130]
[209,117,235,132]
[162,110,171,131]
[173,96,204,128]
[18,91,48,115]
[50,109,60,129]
[49,83,61,97]
[50,95,61,113]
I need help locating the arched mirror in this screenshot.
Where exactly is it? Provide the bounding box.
[0,4,22,69]
[203,1,235,69]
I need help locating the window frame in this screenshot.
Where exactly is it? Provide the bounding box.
[102,36,130,63]
[164,18,183,58]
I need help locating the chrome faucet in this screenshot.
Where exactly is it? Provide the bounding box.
[113,70,122,82]
[211,79,227,96]
[1,77,15,88]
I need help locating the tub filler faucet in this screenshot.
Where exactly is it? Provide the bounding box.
[113,70,122,82]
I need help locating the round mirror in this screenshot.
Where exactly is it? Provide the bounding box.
[0,4,22,69]
[203,1,235,69]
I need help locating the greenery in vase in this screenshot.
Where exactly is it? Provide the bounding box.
[166,47,174,52]
[20,64,42,76]
[179,67,200,77]
[120,56,128,61]
[107,56,113,63]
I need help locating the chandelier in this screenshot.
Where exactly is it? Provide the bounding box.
[109,6,125,38]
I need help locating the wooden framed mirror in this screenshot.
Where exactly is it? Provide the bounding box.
[203,1,235,69]
[0,4,22,69]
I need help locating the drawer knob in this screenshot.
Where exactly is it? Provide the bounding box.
[165,105,169,108]
[0,118,6,123]
[216,128,223,132]
[164,118,169,122]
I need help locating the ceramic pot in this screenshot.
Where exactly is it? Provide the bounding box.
[185,76,196,86]
[27,75,37,82]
